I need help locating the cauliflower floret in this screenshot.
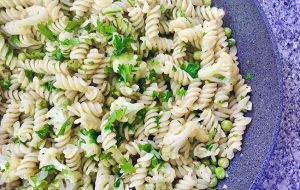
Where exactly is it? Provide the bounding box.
[198,52,239,91]
[110,97,145,123]
[38,148,68,172]
[0,155,20,183]
[162,121,197,161]
[47,107,69,130]
[112,53,138,73]
[135,61,149,80]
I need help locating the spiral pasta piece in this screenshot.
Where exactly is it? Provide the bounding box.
[0,0,33,9]
[201,20,218,68]
[178,24,203,49]
[15,152,39,179]
[100,119,117,150]
[163,61,192,86]
[128,5,144,30]
[130,153,153,188]
[144,108,159,136]
[182,78,201,110]
[95,161,111,189]
[197,81,217,110]
[145,5,161,39]
[221,113,251,159]
[71,0,94,17]
[137,83,159,106]
[174,173,197,190]
[195,6,225,21]
[54,74,88,92]
[0,7,27,24]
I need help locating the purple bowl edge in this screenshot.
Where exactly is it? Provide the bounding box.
[249,0,284,189]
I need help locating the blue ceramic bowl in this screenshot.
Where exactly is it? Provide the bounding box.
[213,0,283,189]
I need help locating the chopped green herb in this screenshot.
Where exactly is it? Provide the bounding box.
[151,60,159,65]
[104,66,114,74]
[60,99,71,108]
[180,63,201,78]
[24,69,34,81]
[233,134,239,138]
[30,165,55,187]
[159,90,172,102]
[10,136,28,145]
[132,108,147,125]
[112,34,132,56]
[138,143,153,153]
[147,69,157,82]
[240,96,245,100]
[104,108,127,131]
[206,144,213,151]
[84,23,92,32]
[203,32,207,36]
[60,38,79,46]
[160,5,165,12]
[4,162,9,169]
[176,88,186,96]
[52,48,64,62]
[42,81,61,92]
[65,17,84,32]
[96,20,117,40]
[118,64,134,83]
[37,23,56,41]
[151,90,159,98]
[114,178,121,187]
[99,153,113,160]
[120,158,135,174]
[57,118,72,136]
[80,128,98,144]
[35,125,53,139]
[218,75,225,80]
[172,65,177,72]
[0,80,11,91]
[25,50,45,59]
[9,35,20,45]
[61,169,68,174]
[245,72,252,80]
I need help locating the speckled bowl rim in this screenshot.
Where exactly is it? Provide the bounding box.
[250,1,284,189]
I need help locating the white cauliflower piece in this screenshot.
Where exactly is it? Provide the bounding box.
[0,155,20,183]
[162,121,197,161]
[110,97,145,123]
[112,53,138,73]
[135,61,148,80]
[38,148,68,171]
[198,52,239,91]
[47,107,69,130]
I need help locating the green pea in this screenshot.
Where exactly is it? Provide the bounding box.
[193,51,202,61]
[227,38,236,48]
[201,158,210,166]
[221,120,233,132]
[218,158,230,169]
[203,0,212,6]
[208,176,218,188]
[211,158,217,166]
[208,165,216,173]
[215,167,226,179]
[18,53,27,61]
[224,27,232,38]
